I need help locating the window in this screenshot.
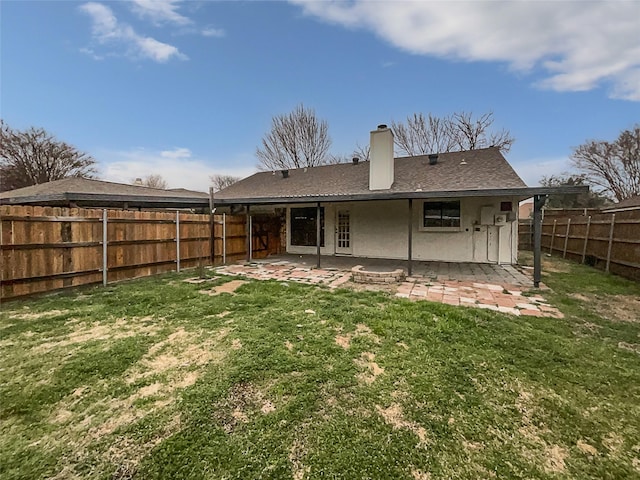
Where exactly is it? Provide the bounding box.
[423,201,460,228]
[290,207,324,246]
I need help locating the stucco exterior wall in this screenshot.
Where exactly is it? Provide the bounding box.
[286,197,521,264]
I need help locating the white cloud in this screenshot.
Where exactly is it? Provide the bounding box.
[290,0,640,101]
[130,0,191,26]
[201,27,225,38]
[79,2,187,62]
[160,147,192,159]
[97,147,256,192]
[512,156,571,187]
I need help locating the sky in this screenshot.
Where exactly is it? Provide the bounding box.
[2,0,639,192]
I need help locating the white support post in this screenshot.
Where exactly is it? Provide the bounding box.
[102,209,108,286]
[581,216,591,264]
[563,218,571,258]
[176,211,181,272]
[605,214,615,273]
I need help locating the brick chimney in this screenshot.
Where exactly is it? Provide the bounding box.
[369,124,394,190]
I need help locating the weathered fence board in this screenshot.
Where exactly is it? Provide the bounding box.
[1,206,283,300]
[519,209,640,281]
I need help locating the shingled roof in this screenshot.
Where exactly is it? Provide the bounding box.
[215,147,529,204]
[0,177,210,209]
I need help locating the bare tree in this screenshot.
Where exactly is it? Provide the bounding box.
[392,113,457,156]
[136,174,168,189]
[571,125,640,202]
[0,120,97,192]
[391,111,514,156]
[452,111,514,153]
[540,173,611,208]
[210,174,240,192]
[256,104,332,170]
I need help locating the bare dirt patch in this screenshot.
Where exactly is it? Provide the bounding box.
[411,469,431,480]
[544,445,568,473]
[212,382,277,434]
[199,280,247,296]
[231,339,242,350]
[618,342,640,354]
[285,341,294,351]
[289,439,310,480]
[590,295,640,323]
[335,323,380,350]
[577,440,598,456]
[9,309,69,320]
[376,403,428,445]
[34,317,159,353]
[354,352,384,385]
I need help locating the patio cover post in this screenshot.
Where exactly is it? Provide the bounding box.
[246,204,251,262]
[533,194,547,288]
[316,202,321,269]
[407,198,413,276]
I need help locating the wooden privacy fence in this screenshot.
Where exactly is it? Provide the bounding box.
[519,209,640,281]
[1,206,283,300]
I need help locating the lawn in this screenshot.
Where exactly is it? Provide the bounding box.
[1,256,639,479]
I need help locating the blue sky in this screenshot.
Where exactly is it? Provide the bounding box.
[2,0,639,191]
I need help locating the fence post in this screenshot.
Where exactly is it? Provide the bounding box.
[563,218,571,258]
[605,213,616,273]
[102,209,108,286]
[222,213,226,265]
[176,211,181,272]
[549,219,557,254]
[581,216,591,264]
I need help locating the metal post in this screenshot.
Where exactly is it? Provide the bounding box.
[407,199,413,277]
[605,213,616,273]
[316,202,321,269]
[176,210,181,272]
[222,212,227,265]
[581,216,591,264]
[549,219,557,254]
[562,218,571,258]
[102,209,108,286]
[533,195,546,288]
[246,205,251,262]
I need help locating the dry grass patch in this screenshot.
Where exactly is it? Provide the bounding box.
[354,352,384,385]
[212,382,278,434]
[199,279,247,296]
[335,323,380,350]
[376,403,429,445]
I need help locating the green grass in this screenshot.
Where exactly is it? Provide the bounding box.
[1,260,639,480]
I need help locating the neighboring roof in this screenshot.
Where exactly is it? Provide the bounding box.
[602,195,640,212]
[215,147,585,204]
[0,177,210,209]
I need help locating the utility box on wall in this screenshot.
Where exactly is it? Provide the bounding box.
[480,206,495,225]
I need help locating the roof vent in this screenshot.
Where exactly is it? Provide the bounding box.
[281,170,289,179]
[460,159,467,165]
[377,124,388,130]
[134,178,143,185]
[352,157,359,165]
[428,154,438,165]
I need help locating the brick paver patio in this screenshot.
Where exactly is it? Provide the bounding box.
[211,256,563,319]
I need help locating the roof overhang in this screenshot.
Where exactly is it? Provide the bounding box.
[0,192,211,209]
[213,186,588,206]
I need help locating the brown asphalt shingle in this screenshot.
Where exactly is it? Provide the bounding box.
[216,147,527,201]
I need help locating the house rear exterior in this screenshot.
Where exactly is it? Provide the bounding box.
[215,125,533,266]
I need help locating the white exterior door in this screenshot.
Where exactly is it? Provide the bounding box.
[335,210,352,255]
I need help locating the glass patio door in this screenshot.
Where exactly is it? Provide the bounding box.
[335,210,352,255]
